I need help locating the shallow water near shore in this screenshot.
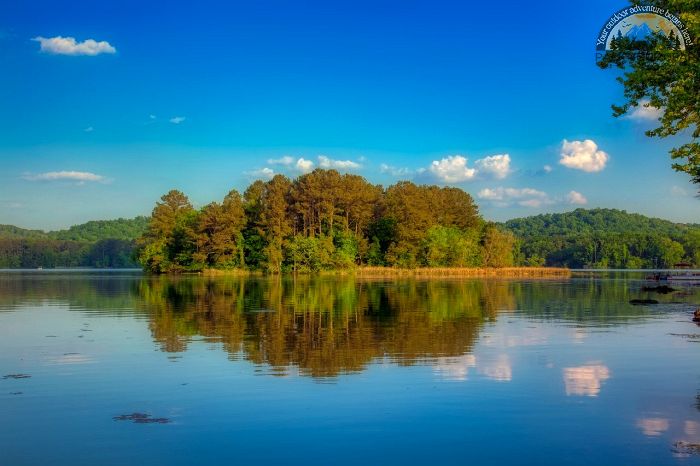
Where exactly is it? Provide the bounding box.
[1,271,699,465]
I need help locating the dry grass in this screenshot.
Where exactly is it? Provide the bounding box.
[196,266,570,278]
[348,266,571,278]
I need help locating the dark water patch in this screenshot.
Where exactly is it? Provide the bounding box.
[629,299,659,305]
[113,412,171,424]
[641,285,676,294]
[9,391,23,395]
[2,374,31,380]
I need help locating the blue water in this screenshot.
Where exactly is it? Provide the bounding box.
[0,272,699,465]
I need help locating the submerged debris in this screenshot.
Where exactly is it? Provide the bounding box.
[672,441,700,456]
[668,333,700,340]
[113,412,171,424]
[641,285,677,294]
[2,374,31,380]
[629,299,659,305]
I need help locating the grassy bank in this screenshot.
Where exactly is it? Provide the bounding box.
[195,266,570,278]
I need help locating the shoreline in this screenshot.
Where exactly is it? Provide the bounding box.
[199,266,571,278]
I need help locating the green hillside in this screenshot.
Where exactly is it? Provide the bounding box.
[47,217,149,241]
[0,217,149,268]
[504,209,700,269]
[505,208,698,238]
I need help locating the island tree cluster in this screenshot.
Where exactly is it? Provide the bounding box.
[137,169,515,273]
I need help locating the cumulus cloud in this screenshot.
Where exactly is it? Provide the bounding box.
[84,126,94,133]
[265,156,317,173]
[478,187,552,208]
[427,153,512,183]
[543,165,553,173]
[559,139,609,172]
[566,190,588,205]
[32,36,116,56]
[169,116,186,124]
[627,99,663,121]
[296,158,314,173]
[317,155,360,170]
[474,154,511,179]
[246,167,275,180]
[22,171,106,183]
[429,155,477,183]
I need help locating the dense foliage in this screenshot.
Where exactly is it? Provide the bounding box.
[0,217,148,268]
[505,208,700,268]
[138,169,515,273]
[598,0,700,185]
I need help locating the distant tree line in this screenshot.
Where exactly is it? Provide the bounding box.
[138,169,516,273]
[0,218,148,268]
[0,238,138,268]
[506,209,700,268]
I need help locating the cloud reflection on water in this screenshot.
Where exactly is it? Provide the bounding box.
[562,364,610,397]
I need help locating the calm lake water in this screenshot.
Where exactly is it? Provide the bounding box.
[1,271,699,465]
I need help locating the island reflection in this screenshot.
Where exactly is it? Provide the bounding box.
[137,277,512,378]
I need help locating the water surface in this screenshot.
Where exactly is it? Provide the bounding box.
[1,271,699,465]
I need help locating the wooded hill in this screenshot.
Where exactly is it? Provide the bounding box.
[0,217,148,268]
[504,208,700,269]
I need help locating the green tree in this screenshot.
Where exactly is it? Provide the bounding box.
[481,225,515,268]
[598,0,700,186]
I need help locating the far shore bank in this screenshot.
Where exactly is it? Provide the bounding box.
[198,266,571,278]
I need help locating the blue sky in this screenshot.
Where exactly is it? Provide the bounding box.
[1,0,698,230]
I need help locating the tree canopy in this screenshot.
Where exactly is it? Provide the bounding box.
[598,0,700,185]
[137,169,511,273]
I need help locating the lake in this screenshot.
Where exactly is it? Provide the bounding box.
[1,271,699,465]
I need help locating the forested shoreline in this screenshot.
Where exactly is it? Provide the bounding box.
[2,170,699,271]
[138,169,515,273]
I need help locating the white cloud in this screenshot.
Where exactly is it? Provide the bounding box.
[474,154,511,179]
[169,116,186,124]
[22,171,106,183]
[32,36,116,56]
[379,163,413,177]
[295,158,314,173]
[265,156,316,173]
[628,99,663,121]
[247,167,275,180]
[317,155,360,170]
[427,153,513,183]
[566,190,588,205]
[478,187,552,208]
[149,114,156,120]
[84,126,94,133]
[267,156,295,166]
[543,164,553,173]
[559,139,609,172]
[429,155,477,183]
[671,185,689,197]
